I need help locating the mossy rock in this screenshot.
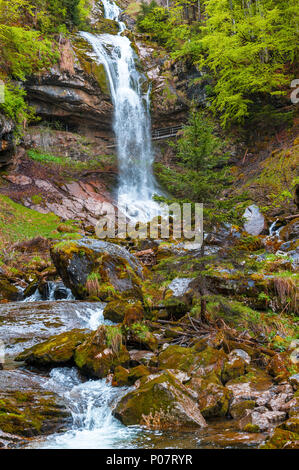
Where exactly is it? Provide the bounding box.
[260,428,299,449]
[226,367,273,391]
[0,390,71,437]
[128,365,150,385]
[243,423,261,433]
[280,218,299,242]
[23,281,38,299]
[15,329,89,367]
[74,324,130,378]
[0,279,20,301]
[187,376,232,419]
[72,37,110,95]
[222,355,247,384]
[112,365,130,387]
[113,371,206,429]
[229,400,256,420]
[158,345,197,373]
[266,353,293,382]
[50,238,143,301]
[126,322,158,352]
[103,300,126,323]
[278,417,299,434]
[103,299,145,324]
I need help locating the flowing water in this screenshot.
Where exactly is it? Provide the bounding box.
[81,0,162,221]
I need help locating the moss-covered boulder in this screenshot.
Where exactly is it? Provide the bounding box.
[158,345,227,379]
[112,366,130,387]
[0,278,20,301]
[0,370,71,438]
[15,329,89,367]
[50,238,144,301]
[125,322,158,352]
[229,400,256,420]
[260,427,299,449]
[113,371,206,429]
[74,324,130,378]
[222,350,249,384]
[103,299,144,324]
[279,417,299,434]
[128,365,150,385]
[158,345,198,372]
[187,375,232,418]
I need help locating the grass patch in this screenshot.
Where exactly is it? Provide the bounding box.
[27,149,116,172]
[0,195,61,245]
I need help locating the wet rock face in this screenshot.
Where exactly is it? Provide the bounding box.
[0,113,14,168]
[50,238,144,301]
[113,370,207,429]
[0,369,71,438]
[24,38,113,134]
[0,300,104,359]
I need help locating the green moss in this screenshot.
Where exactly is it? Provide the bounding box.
[0,391,69,437]
[72,36,111,94]
[15,329,89,366]
[243,423,261,433]
[260,428,299,449]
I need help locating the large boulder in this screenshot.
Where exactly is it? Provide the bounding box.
[0,277,21,302]
[15,329,89,367]
[103,299,145,324]
[187,375,232,418]
[158,278,194,319]
[158,345,228,380]
[243,205,266,236]
[113,371,206,429]
[50,238,144,301]
[0,370,71,437]
[74,324,130,378]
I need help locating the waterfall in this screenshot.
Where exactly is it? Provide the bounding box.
[80,0,162,221]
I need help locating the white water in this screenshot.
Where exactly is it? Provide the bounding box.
[36,368,141,449]
[81,0,162,221]
[31,302,143,449]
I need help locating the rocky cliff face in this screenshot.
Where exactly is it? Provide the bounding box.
[0,113,14,168]
[24,37,114,139]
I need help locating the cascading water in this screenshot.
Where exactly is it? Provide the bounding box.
[81,0,162,221]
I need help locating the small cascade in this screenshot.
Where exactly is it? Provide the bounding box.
[23,281,74,302]
[35,368,141,449]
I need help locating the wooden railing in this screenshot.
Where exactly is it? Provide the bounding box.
[106,125,183,149]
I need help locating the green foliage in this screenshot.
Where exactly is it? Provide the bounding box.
[1,83,35,125]
[175,111,222,171]
[0,25,57,80]
[138,0,299,127]
[157,111,231,202]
